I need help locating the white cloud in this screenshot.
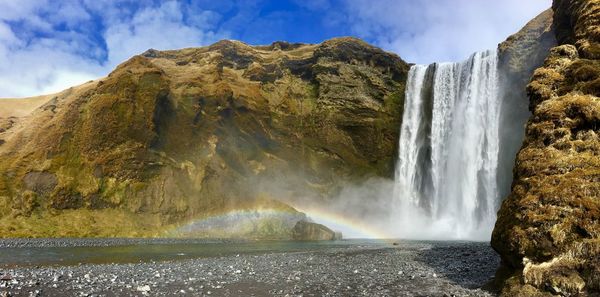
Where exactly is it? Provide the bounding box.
[104,1,224,68]
[0,22,18,44]
[0,35,102,98]
[0,0,226,98]
[51,1,92,27]
[0,0,47,21]
[344,0,552,64]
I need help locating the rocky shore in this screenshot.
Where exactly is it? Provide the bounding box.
[0,238,234,249]
[0,240,498,296]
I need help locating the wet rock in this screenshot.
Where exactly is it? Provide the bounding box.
[291,221,340,241]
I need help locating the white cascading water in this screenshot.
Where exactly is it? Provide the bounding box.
[395,50,500,240]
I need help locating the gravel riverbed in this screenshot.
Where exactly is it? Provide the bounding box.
[0,240,499,297]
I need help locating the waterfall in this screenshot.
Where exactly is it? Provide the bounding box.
[394,50,500,240]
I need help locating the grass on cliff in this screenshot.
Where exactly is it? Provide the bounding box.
[0,209,168,238]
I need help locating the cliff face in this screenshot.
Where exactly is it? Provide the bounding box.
[492,0,600,295]
[496,9,557,202]
[0,37,408,238]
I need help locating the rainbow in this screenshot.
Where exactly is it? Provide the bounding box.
[165,208,301,237]
[293,207,392,239]
[166,207,392,240]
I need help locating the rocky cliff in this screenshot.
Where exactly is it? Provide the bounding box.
[492,0,600,295]
[0,37,408,238]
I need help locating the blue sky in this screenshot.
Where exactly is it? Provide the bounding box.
[0,0,551,97]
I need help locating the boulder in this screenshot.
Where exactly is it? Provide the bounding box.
[291,220,341,241]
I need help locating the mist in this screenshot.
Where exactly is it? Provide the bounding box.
[246,43,547,241]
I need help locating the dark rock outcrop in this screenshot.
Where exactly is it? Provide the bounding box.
[291,220,341,241]
[492,0,600,295]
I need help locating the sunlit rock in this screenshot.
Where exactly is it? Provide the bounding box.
[291,220,342,241]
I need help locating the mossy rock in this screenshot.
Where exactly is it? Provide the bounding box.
[0,37,409,238]
[492,0,600,295]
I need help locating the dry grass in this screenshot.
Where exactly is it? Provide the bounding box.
[0,96,52,118]
[493,0,600,295]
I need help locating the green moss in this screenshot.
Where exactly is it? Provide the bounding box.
[308,82,319,99]
[493,1,600,294]
[0,209,168,237]
[0,38,410,238]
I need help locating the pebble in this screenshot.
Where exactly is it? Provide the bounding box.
[0,240,498,296]
[136,285,151,292]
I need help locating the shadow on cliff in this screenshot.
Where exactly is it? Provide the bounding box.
[414,242,500,292]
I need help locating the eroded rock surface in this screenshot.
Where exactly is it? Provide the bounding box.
[492,0,600,295]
